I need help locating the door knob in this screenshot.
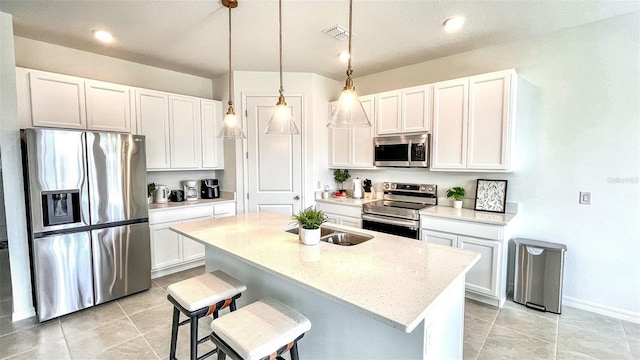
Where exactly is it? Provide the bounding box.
[293,195,300,200]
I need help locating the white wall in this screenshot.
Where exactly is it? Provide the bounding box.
[349,13,640,321]
[0,12,35,321]
[13,37,213,98]
[0,152,7,244]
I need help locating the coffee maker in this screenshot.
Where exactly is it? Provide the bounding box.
[182,180,198,201]
[201,179,220,199]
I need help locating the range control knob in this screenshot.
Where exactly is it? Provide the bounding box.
[383,183,390,190]
[391,183,397,189]
[426,186,434,193]
[420,186,426,191]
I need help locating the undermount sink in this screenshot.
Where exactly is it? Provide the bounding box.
[284,226,373,246]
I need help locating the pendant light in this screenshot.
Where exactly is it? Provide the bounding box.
[327,0,371,128]
[217,0,246,139]
[264,0,299,135]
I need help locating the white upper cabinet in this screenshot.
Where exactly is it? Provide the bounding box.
[431,69,517,171]
[328,114,350,168]
[26,70,133,132]
[467,71,516,170]
[135,89,171,170]
[201,100,224,169]
[376,90,402,135]
[17,67,225,171]
[29,70,87,129]
[351,95,376,167]
[401,85,431,133]
[329,95,376,169]
[136,91,224,171]
[85,80,132,133]
[376,86,431,135]
[168,95,201,169]
[432,78,469,169]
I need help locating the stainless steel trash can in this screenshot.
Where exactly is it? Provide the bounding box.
[513,238,567,314]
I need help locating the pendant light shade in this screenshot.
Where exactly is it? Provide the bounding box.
[217,0,246,139]
[327,0,371,128]
[265,0,299,135]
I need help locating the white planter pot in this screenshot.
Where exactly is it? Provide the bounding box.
[300,227,321,246]
[453,200,463,209]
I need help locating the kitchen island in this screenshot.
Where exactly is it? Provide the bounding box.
[171,212,480,359]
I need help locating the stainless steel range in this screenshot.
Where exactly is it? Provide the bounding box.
[362,182,437,239]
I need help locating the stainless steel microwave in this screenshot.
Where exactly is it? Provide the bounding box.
[374,134,430,167]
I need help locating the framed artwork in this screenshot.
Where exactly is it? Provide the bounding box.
[474,179,508,213]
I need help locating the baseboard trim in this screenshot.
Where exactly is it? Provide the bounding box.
[563,296,640,324]
[12,307,35,322]
[151,259,205,279]
[465,291,505,308]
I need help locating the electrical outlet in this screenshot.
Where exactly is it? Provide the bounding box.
[579,191,591,205]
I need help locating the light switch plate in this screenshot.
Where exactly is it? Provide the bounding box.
[579,191,591,205]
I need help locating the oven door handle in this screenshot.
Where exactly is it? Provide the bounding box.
[362,214,419,229]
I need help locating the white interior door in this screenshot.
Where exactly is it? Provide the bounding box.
[246,95,303,215]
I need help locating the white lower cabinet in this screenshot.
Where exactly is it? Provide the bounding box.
[149,220,182,269]
[317,202,362,228]
[422,230,458,248]
[457,235,501,297]
[421,216,509,306]
[149,202,236,278]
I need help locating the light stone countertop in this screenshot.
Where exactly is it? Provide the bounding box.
[314,196,378,207]
[170,211,480,333]
[149,197,235,212]
[420,205,517,225]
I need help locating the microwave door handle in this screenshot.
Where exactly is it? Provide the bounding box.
[407,140,413,166]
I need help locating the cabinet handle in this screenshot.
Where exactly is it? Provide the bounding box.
[293,195,300,200]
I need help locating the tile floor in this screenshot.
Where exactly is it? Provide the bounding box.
[0,255,638,359]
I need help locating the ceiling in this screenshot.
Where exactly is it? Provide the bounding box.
[1,0,638,81]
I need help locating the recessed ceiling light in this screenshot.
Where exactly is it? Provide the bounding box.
[443,16,465,33]
[338,52,350,63]
[92,30,114,43]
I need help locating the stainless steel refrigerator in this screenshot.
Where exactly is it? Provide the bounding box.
[21,128,151,322]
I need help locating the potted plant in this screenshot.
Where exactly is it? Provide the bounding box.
[333,169,351,196]
[147,183,156,204]
[292,206,328,245]
[446,186,465,209]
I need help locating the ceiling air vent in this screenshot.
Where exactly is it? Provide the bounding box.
[322,25,349,40]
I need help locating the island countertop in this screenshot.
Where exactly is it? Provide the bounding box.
[170,212,479,333]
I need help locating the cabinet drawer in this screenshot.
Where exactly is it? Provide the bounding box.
[420,216,502,241]
[150,205,213,224]
[213,202,236,217]
[317,202,362,218]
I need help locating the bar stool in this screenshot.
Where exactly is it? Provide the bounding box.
[167,270,247,360]
[209,297,311,360]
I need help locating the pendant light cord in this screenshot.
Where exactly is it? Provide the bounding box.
[346,0,353,78]
[228,4,233,108]
[279,0,284,95]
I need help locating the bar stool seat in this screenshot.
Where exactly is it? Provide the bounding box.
[210,297,311,360]
[167,270,247,360]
